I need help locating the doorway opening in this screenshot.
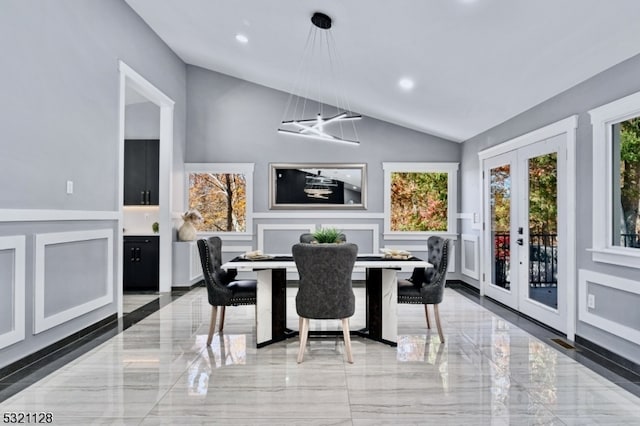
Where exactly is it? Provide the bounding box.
[479,117,577,338]
[117,61,175,317]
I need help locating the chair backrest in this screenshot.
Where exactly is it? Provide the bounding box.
[292,242,358,319]
[420,236,450,304]
[426,236,449,281]
[299,233,316,243]
[197,237,232,306]
[299,232,347,243]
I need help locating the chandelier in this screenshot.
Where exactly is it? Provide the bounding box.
[304,171,337,199]
[278,12,361,145]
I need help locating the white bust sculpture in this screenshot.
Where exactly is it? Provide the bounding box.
[178,209,202,241]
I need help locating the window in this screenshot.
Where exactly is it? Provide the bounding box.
[184,163,254,236]
[590,92,640,268]
[383,162,458,238]
[612,118,640,248]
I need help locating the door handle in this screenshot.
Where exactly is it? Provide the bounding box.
[140,191,145,205]
[516,238,524,246]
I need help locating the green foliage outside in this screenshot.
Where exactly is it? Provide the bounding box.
[619,118,640,242]
[528,153,557,236]
[390,172,448,232]
[490,165,511,233]
[490,154,557,245]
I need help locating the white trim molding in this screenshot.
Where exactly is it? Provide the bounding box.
[461,233,480,280]
[478,116,578,160]
[256,223,315,253]
[589,92,640,269]
[253,212,384,219]
[0,209,119,222]
[0,236,26,349]
[34,229,114,334]
[382,162,459,238]
[119,59,175,299]
[578,269,640,345]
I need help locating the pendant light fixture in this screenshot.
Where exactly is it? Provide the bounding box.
[304,170,338,199]
[278,12,361,145]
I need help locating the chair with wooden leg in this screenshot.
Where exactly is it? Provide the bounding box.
[292,242,358,363]
[197,237,257,346]
[398,236,450,343]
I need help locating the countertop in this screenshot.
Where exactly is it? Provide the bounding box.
[123,232,159,237]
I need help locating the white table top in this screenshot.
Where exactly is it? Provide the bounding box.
[222,255,432,272]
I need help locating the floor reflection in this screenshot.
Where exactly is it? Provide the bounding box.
[187,334,247,396]
[491,317,512,417]
[1,287,638,424]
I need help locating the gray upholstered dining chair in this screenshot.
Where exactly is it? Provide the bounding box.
[197,237,257,346]
[299,232,347,243]
[397,236,450,343]
[292,242,358,363]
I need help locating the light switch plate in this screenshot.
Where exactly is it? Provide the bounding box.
[66,180,73,194]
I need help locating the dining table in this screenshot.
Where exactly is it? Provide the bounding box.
[222,254,432,348]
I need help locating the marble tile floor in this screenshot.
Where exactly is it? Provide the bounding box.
[1,286,639,425]
[123,294,161,314]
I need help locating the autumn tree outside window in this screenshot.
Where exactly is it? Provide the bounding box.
[383,163,458,238]
[184,163,254,235]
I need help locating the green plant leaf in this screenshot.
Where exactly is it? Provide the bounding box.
[312,227,343,243]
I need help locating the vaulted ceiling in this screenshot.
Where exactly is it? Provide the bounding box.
[125,0,640,142]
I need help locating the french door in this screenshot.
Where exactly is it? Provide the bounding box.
[483,134,567,333]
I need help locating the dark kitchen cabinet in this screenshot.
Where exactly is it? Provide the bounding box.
[123,236,159,292]
[124,139,159,205]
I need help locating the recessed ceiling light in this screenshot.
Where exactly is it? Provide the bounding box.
[235,34,249,44]
[398,78,415,91]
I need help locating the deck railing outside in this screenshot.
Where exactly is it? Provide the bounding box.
[493,232,557,288]
[620,233,640,248]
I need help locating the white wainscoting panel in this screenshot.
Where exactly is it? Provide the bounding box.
[34,229,114,334]
[321,223,380,254]
[257,224,315,253]
[461,234,480,280]
[578,269,640,345]
[0,236,26,349]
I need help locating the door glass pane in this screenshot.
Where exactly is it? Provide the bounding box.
[490,165,511,289]
[527,153,558,308]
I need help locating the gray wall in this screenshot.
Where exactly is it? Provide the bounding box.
[125,102,161,139]
[0,0,186,369]
[460,53,640,364]
[186,65,461,213]
[185,65,462,280]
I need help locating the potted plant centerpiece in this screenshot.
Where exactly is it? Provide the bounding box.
[312,227,345,244]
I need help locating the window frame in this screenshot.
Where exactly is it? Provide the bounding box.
[382,162,459,240]
[589,91,640,268]
[184,163,254,239]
